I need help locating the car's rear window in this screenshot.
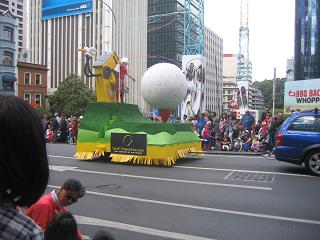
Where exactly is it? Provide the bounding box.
[288,115,316,131]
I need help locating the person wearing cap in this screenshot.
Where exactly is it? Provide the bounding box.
[25,178,86,240]
[167,114,177,124]
[240,129,252,151]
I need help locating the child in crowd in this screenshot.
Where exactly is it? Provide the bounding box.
[233,137,243,152]
[46,124,53,143]
[251,135,261,152]
[221,131,231,151]
[201,122,212,150]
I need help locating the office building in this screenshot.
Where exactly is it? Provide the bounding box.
[286,57,294,81]
[0,0,27,56]
[222,78,237,113]
[223,54,253,110]
[0,10,17,95]
[29,0,148,111]
[251,87,264,110]
[204,26,223,116]
[17,62,48,107]
[147,0,185,68]
[294,0,320,80]
[222,54,237,112]
[148,0,218,117]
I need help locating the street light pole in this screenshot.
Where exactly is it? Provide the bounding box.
[101,1,116,23]
[272,67,276,116]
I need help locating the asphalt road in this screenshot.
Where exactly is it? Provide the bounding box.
[46,144,320,240]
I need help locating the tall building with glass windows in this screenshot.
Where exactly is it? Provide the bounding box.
[29,0,148,111]
[205,26,223,116]
[147,0,186,68]
[294,0,320,80]
[148,1,221,116]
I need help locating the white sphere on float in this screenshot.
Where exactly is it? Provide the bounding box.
[141,63,187,109]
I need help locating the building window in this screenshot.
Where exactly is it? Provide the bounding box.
[35,93,42,106]
[2,51,13,65]
[24,93,31,104]
[24,73,30,85]
[2,81,14,91]
[35,74,41,85]
[3,26,13,41]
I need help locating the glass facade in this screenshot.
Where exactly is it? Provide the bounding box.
[147,0,185,68]
[147,0,200,68]
[295,0,320,80]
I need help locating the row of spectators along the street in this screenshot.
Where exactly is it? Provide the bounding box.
[44,108,285,155]
[156,108,285,155]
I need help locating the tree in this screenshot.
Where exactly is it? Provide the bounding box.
[252,78,285,109]
[48,75,96,117]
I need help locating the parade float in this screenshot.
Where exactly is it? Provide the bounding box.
[74,48,201,166]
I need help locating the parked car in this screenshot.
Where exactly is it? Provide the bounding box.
[275,108,320,176]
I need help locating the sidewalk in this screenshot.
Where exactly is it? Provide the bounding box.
[194,150,262,156]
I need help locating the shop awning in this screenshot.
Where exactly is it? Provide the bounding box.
[2,74,17,82]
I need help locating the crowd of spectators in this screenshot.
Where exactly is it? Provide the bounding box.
[159,107,285,155]
[41,113,80,144]
[44,108,285,156]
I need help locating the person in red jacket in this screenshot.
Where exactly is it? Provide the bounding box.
[25,178,86,240]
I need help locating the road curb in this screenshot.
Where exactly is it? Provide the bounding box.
[193,150,262,156]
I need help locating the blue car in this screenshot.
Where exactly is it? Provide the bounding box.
[275,108,320,176]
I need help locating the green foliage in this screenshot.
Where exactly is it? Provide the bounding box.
[48,75,96,117]
[274,108,284,115]
[252,78,285,109]
[36,105,50,117]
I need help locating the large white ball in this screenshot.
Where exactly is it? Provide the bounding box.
[141,63,187,109]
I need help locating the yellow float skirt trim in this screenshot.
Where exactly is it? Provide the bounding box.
[74,141,202,166]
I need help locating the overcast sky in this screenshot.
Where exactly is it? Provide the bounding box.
[204,0,295,81]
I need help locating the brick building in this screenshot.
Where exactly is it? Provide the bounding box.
[17,62,48,108]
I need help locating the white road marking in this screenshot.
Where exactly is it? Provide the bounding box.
[48,154,313,178]
[48,185,320,226]
[49,165,78,172]
[75,215,215,240]
[202,153,260,158]
[173,166,314,178]
[50,165,271,191]
[49,155,75,159]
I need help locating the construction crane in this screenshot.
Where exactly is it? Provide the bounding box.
[236,0,252,109]
[184,0,204,55]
